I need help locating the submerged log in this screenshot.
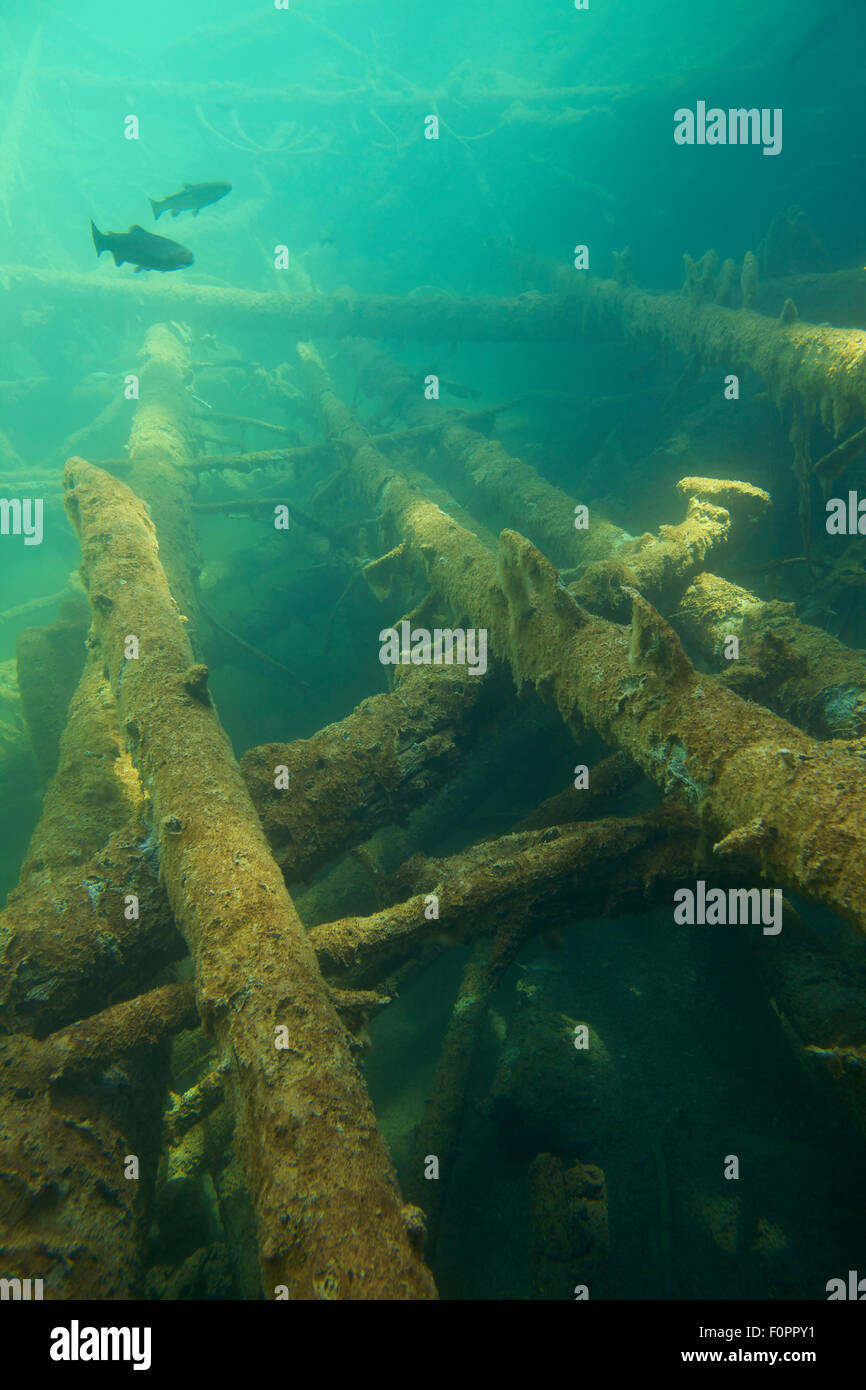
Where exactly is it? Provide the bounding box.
[404,943,491,1257]
[309,807,701,989]
[2,267,584,342]
[0,982,196,1299]
[674,571,866,739]
[126,324,201,636]
[63,457,437,1301]
[5,265,864,426]
[0,649,182,1037]
[496,537,866,936]
[370,347,866,741]
[242,663,505,880]
[299,343,866,937]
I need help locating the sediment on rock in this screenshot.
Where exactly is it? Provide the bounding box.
[528,1154,609,1300]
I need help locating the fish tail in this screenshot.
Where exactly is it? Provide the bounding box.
[90,219,107,257]
[149,197,163,221]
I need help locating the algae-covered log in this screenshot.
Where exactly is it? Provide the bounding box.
[126,324,202,634]
[0,650,182,1037]
[360,349,748,599]
[355,346,630,567]
[0,982,196,1299]
[299,344,866,937]
[529,1155,609,1300]
[62,457,437,1300]
[496,533,866,936]
[404,944,491,1256]
[6,267,864,425]
[370,352,866,742]
[572,271,866,435]
[309,808,701,989]
[2,267,585,342]
[674,571,866,739]
[241,664,504,879]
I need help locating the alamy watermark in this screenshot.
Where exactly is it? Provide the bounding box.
[49,1320,152,1371]
[379,620,488,676]
[674,102,782,156]
[0,497,43,545]
[674,880,782,935]
[0,1276,42,1299]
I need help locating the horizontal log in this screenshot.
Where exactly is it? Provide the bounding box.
[3,266,584,342]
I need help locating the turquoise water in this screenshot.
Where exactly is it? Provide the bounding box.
[2,0,866,1303]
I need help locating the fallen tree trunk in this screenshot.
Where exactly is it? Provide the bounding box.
[0,981,197,1299]
[309,807,702,989]
[403,944,491,1257]
[126,324,202,635]
[242,663,505,880]
[299,343,866,937]
[3,267,586,342]
[0,649,182,1037]
[674,571,866,739]
[62,456,437,1300]
[496,535,866,936]
[367,347,866,741]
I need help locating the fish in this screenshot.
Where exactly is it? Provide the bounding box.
[90,220,194,273]
[149,181,232,220]
[787,12,839,69]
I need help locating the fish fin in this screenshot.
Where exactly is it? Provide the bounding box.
[133,265,144,273]
[171,209,180,217]
[192,208,199,216]
[183,181,192,188]
[112,250,123,266]
[149,197,162,220]
[129,224,146,233]
[90,220,105,257]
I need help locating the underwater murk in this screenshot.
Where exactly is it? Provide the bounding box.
[1,0,866,1331]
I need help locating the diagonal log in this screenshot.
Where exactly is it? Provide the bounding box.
[309,807,702,989]
[241,664,506,881]
[496,540,866,936]
[299,344,866,937]
[62,456,437,1300]
[0,648,182,1036]
[674,571,866,739]
[368,348,866,740]
[356,348,752,596]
